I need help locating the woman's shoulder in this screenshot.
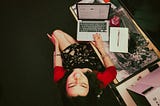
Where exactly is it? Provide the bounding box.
[54,66,66,82]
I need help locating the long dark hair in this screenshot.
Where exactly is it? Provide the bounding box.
[57,71,102,106]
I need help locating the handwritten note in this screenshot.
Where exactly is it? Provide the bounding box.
[109,27,128,53]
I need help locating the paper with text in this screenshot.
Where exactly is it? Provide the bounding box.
[109,27,128,53]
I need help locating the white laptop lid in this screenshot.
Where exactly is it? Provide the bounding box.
[76,3,111,20]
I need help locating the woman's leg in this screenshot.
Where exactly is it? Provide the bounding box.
[53,30,77,51]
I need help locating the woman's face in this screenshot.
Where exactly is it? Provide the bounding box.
[66,68,91,97]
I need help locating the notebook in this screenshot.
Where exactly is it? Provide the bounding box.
[76,3,111,41]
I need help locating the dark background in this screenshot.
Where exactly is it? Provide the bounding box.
[1,0,76,106]
[121,0,160,50]
[1,0,160,106]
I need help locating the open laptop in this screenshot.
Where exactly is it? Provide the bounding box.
[76,3,111,41]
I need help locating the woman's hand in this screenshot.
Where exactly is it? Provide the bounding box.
[92,33,106,56]
[47,33,59,47]
[92,33,114,67]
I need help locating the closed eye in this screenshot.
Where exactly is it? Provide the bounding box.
[67,83,76,88]
[67,83,88,88]
[81,83,88,88]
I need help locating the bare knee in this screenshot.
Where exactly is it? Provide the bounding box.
[53,29,64,37]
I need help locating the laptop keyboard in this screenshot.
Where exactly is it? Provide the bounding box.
[79,22,107,32]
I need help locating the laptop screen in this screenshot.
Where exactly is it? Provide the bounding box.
[77,3,111,20]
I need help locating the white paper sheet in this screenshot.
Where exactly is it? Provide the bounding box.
[109,27,128,53]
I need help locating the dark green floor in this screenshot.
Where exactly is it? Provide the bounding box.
[1,0,75,106]
[1,0,159,106]
[121,0,160,50]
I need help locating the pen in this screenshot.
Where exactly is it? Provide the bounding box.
[117,30,120,47]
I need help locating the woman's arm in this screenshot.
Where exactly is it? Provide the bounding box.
[53,45,62,67]
[92,33,114,67]
[92,33,117,87]
[53,66,66,82]
[97,66,117,88]
[48,34,65,82]
[47,33,62,67]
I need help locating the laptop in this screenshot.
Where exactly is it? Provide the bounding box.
[76,3,111,41]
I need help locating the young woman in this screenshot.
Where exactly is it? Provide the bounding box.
[48,30,117,106]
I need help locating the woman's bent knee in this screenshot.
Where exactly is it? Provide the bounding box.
[53,29,64,37]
